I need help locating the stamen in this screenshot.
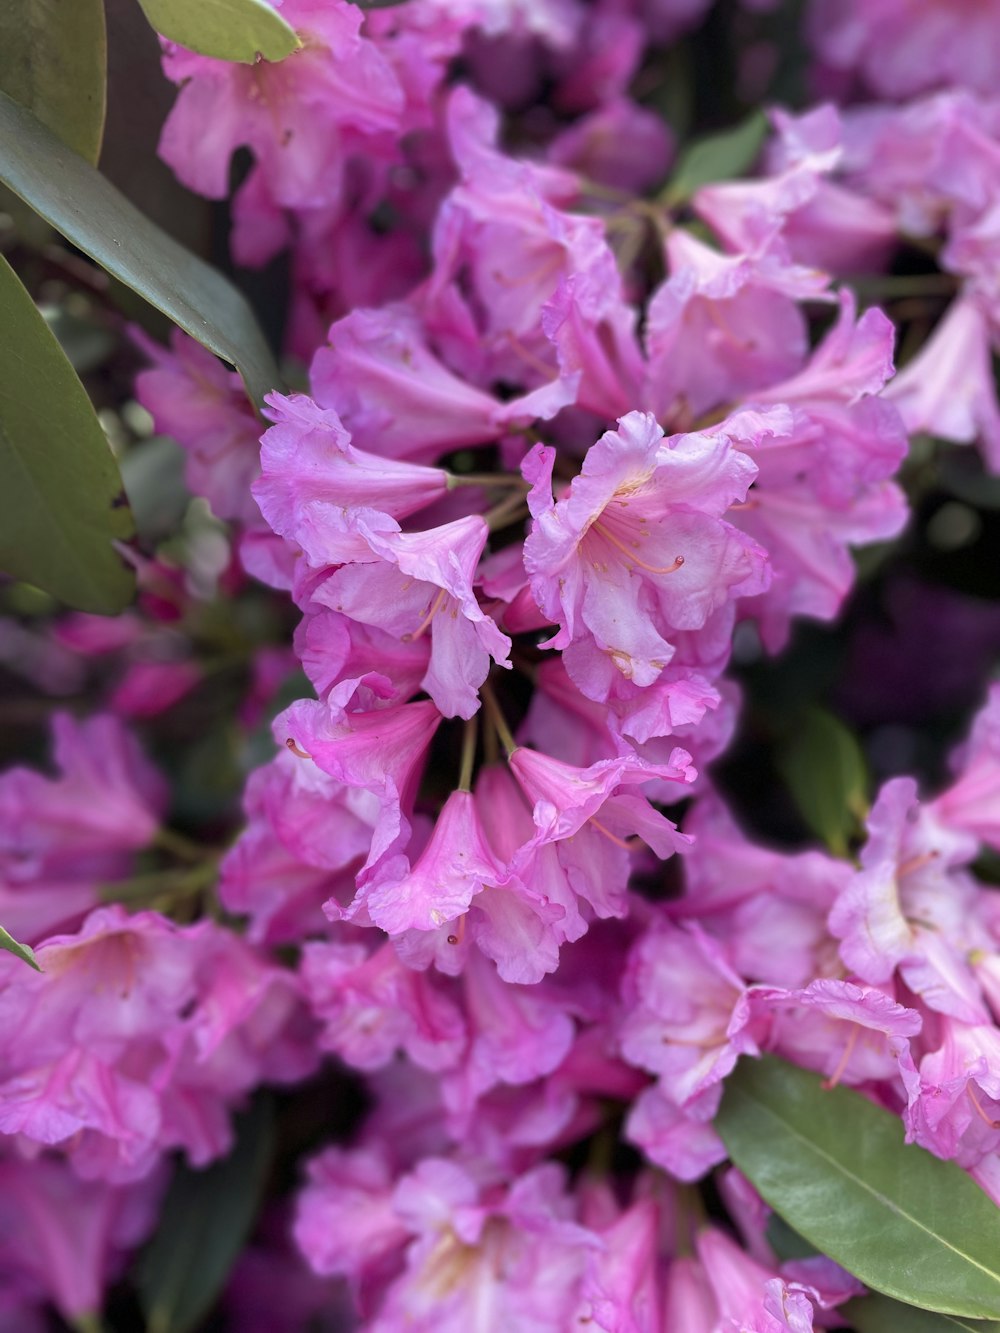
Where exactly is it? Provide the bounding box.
[897,849,940,879]
[447,915,467,947]
[592,521,684,575]
[403,587,448,642]
[822,1025,860,1090]
[286,738,313,760]
[589,817,640,851]
[968,1083,1000,1129]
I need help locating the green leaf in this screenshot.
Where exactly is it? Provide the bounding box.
[0,0,106,164]
[137,1094,274,1333]
[846,1292,1000,1333]
[0,254,135,613]
[134,0,299,63]
[662,109,768,205]
[0,91,282,411]
[0,924,41,971]
[717,1055,1000,1319]
[777,706,868,856]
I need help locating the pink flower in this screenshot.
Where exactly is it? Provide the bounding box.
[310,304,576,465]
[618,921,765,1108]
[642,229,817,424]
[902,1017,1000,1167]
[0,1154,164,1321]
[931,683,1000,851]
[508,745,693,927]
[807,0,1000,98]
[274,697,440,882]
[159,0,405,206]
[294,610,430,717]
[522,411,770,699]
[733,291,908,649]
[134,330,264,526]
[310,513,511,719]
[0,714,165,945]
[752,978,922,1090]
[301,936,466,1072]
[294,1143,410,1303]
[676,795,851,988]
[376,1157,597,1330]
[254,392,451,545]
[886,296,1000,471]
[219,744,380,944]
[0,906,313,1181]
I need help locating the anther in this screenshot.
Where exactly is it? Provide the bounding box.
[592,521,684,575]
[403,587,448,642]
[968,1083,1000,1129]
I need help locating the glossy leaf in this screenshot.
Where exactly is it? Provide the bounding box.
[0,924,41,972]
[0,254,135,613]
[717,1056,1000,1319]
[0,91,282,410]
[662,109,767,205]
[846,1293,1000,1333]
[778,706,868,856]
[137,1094,274,1333]
[134,0,299,63]
[0,0,106,163]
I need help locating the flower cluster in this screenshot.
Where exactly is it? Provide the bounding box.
[6,0,1000,1328]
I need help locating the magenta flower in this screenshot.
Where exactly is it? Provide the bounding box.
[931,683,1000,851]
[310,512,511,718]
[0,714,165,945]
[159,0,405,206]
[0,1154,163,1323]
[0,907,312,1181]
[134,330,264,526]
[311,304,576,465]
[902,1017,1000,1166]
[254,391,451,544]
[301,936,466,1073]
[807,0,1000,98]
[274,697,441,881]
[523,411,770,699]
[886,296,1000,471]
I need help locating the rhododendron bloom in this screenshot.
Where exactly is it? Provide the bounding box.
[523,411,770,699]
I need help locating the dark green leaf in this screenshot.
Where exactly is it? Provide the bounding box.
[134,0,299,63]
[765,1214,816,1262]
[662,109,768,205]
[846,1293,1000,1333]
[137,1094,274,1333]
[0,0,106,163]
[0,924,41,971]
[778,706,868,856]
[717,1056,1000,1319]
[0,91,282,410]
[0,254,135,613]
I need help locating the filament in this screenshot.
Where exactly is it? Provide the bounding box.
[968,1083,1000,1129]
[286,738,313,759]
[822,1024,860,1090]
[897,849,940,879]
[592,521,684,575]
[404,587,448,642]
[589,817,638,851]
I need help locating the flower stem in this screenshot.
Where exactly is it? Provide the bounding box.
[481,682,517,757]
[448,472,528,490]
[458,715,478,792]
[483,492,529,533]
